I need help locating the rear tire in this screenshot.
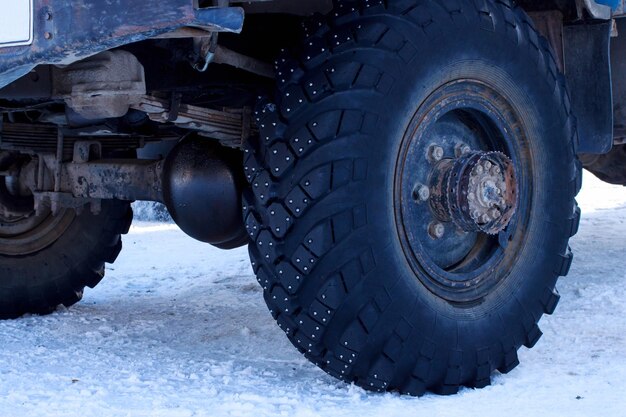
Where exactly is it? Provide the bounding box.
[244,0,581,394]
[0,201,132,319]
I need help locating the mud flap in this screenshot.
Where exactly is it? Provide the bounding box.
[563,21,613,154]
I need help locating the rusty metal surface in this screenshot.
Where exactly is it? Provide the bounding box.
[428,152,517,236]
[133,95,254,148]
[0,122,174,158]
[213,46,275,79]
[61,159,164,202]
[0,1,244,89]
[53,50,146,119]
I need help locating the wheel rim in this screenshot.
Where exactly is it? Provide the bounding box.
[0,154,75,256]
[395,79,533,304]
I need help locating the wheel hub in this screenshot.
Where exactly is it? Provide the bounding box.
[429,151,517,235]
[394,79,532,302]
[0,152,75,256]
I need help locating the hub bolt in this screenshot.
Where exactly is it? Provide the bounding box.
[413,184,430,202]
[455,143,471,158]
[428,222,445,239]
[428,145,444,162]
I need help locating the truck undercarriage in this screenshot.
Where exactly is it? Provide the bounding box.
[0,0,624,395]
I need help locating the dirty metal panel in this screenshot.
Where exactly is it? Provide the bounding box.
[0,0,244,89]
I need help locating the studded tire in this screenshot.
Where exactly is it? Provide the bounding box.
[0,201,132,319]
[243,0,582,395]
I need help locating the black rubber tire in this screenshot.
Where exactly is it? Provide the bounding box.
[0,201,132,319]
[243,0,582,395]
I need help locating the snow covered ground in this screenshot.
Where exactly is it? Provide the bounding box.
[1,171,625,417]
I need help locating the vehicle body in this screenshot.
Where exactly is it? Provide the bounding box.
[0,0,624,395]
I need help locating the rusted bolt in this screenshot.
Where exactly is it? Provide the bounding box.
[44,32,53,40]
[489,208,502,219]
[428,222,445,239]
[455,143,471,158]
[428,145,444,162]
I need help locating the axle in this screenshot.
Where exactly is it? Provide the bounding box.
[2,136,248,249]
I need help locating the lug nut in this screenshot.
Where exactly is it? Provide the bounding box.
[455,143,471,157]
[428,145,444,162]
[413,184,430,202]
[489,208,502,219]
[428,222,445,239]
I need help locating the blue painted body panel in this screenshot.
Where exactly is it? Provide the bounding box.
[0,1,244,89]
[596,0,620,9]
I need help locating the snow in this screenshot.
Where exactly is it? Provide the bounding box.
[1,171,626,416]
